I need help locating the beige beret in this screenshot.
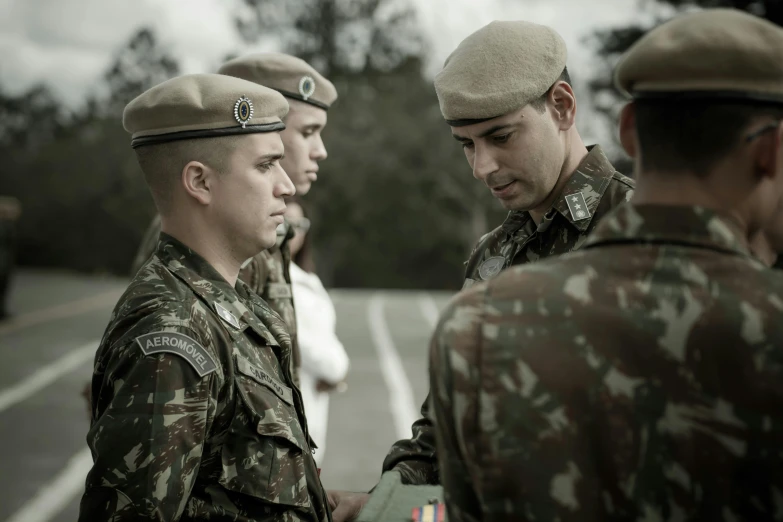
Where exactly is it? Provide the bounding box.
[123,73,289,149]
[219,53,337,110]
[615,8,783,104]
[434,20,567,126]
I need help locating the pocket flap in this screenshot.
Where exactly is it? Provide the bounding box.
[237,356,294,406]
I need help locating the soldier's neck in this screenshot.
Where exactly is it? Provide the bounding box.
[749,229,777,267]
[632,171,754,241]
[160,216,241,286]
[529,136,589,225]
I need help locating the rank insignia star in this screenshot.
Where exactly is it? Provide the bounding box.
[565,192,591,221]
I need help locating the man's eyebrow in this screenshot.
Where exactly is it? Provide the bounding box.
[255,152,284,163]
[452,133,470,142]
[477,124,516,138]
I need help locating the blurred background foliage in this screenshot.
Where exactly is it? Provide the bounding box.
[0,0,774,288]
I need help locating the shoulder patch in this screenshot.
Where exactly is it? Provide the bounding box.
[136,332,217,377]
[478,256,505,280]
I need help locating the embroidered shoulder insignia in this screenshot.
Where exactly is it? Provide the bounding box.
[136,332,217,377]
[565,192,591,221]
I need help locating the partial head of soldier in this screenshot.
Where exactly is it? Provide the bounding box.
[123,73,295,261]
[435,21,579,212]
[219,53,337,196]
[615,8,783,257]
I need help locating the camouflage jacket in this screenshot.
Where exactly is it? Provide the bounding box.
[381,145,635,485]
[240,224,300,384]
[131,216,301,384]
[430,203,783,522]
[79,234,330,522]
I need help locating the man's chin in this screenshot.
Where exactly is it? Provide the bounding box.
[499,195,541,212]
[294,181,312,196]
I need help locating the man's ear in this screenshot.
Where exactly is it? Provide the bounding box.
[618,102,638,159]
[550,82,577,131]
[181,161,213,205]
[751,121,783,181]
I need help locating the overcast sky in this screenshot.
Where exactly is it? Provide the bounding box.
[0,0,675,144]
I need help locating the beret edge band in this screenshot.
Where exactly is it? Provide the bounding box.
[632,90,783,105]
[131,121,286,149]
[274,88,331,110]
[444,116,497,127]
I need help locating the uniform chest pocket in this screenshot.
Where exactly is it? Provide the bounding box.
[218,355,311,508]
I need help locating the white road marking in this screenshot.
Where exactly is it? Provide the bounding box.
[0,341,98,414]
[417,293,441,331]
[367,293,418,440]
[0,290,121,336]
[5,447,92,522]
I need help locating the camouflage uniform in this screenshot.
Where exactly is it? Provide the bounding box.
[131,216,301,384]
[79,234,330,522]
[430,203,783,522]
[240,223,300,383]
[382,145,635,485]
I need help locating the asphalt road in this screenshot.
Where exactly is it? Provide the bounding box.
[0,269,452,522]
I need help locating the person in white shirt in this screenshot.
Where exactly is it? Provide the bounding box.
[285,199,350,465]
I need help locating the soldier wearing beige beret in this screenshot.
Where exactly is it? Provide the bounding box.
[128,53,338,388]
[328,19,637,522]
[428,8,783,521]
[79,73,337,521]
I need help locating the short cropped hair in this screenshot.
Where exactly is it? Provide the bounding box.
[530,67,572,113]
[134,135,244,213]
[634,101,783,175]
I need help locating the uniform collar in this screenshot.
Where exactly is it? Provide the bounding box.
[550,144,618,232]
[156,233,281,346]
[583,203,759,263]
[500,144,618,235]
[277,220,294,248]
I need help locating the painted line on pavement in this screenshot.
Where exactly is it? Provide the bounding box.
[5,446,92,522]
[367,293,418,440]
[417,293,441,331]
[0,290,121,337]
[0,341,98,414]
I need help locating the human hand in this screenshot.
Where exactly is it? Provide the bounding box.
[327,490,370,522]
[317,380,348,393]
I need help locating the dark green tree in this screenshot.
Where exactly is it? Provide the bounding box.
[7,28,179,273]
[235,0,423,74]
[101,28,180,114]
[588,0,781,151]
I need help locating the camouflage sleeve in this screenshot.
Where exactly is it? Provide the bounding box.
[428,285,486,522]
[79,327,219,521]
[380,395,439,485]
[379,231,502,485]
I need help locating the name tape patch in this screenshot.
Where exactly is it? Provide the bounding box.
[565,192,591,221]
[136,332,217,377]
[237,356,293,405]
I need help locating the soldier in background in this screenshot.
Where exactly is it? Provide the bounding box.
[430,9,783,521]
[80,73,332,521]
[129,54,337,385]
[0,195,21,319]
[330,19,636,522]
